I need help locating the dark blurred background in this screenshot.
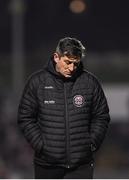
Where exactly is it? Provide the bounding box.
[0,0,129,178]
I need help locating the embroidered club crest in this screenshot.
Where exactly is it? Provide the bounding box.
[73,95,84,107]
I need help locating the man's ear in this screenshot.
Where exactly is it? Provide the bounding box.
[53,53,60,63]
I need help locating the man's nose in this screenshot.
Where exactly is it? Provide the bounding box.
[68,63,74,72]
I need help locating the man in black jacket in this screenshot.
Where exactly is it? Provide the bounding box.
[18,37,110,179]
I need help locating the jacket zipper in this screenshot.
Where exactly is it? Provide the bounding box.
[64,82,70,168]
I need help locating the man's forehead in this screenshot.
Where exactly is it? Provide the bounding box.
[63,55,80,62]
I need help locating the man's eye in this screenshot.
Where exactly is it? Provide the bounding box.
[65,61,70,65]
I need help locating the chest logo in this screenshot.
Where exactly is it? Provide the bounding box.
[73,95,85,107]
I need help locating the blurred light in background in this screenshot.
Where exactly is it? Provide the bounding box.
[69,0,87,13]
[8,0,26,14]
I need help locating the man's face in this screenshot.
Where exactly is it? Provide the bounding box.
[54,53,81,78]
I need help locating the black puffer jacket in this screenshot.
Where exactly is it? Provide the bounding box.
[18,58,110,168]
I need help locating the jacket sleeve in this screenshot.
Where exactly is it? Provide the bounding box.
[17,75,43,153]
[90,77,110,152]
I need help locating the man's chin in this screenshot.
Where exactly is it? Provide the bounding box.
[64,74,72,78]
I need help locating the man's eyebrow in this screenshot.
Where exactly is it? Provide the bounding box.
[65,60,78,64]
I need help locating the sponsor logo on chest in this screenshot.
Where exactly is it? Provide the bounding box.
[44,86,54,89]
[44,100,55,104]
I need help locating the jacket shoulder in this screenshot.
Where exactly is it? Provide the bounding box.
[24,69,46,90]
[83,69,102,89]
[82,69,102,89]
